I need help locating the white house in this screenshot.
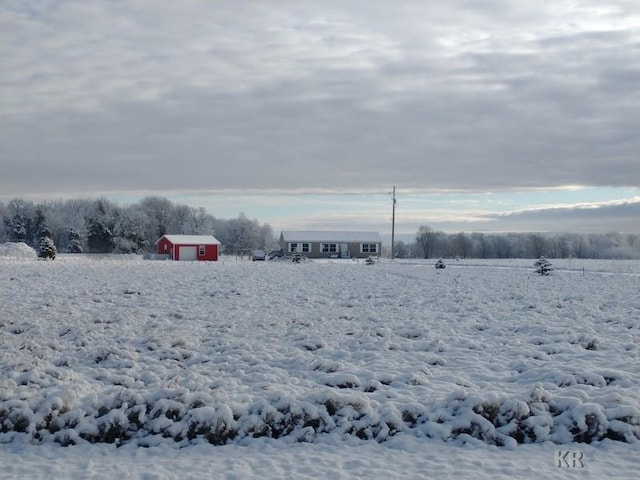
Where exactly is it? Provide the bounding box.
[278,231,382,259]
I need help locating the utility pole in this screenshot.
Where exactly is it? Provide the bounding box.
[391,186,396,259]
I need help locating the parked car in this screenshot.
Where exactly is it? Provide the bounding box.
[252,250,266,261]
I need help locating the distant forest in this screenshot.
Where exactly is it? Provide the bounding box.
[0,197,275,256]
[404,226,640,260]
[1,196,639,259]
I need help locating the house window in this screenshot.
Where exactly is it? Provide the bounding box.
[199,245,205,256]
[163,244,168,252]
[321,243,337,253]
[288,243,310,253]
[361,244,378,254]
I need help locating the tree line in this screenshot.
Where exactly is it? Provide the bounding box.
[0,197,275,256]
[401,226,640,259]
[3,196,638,259]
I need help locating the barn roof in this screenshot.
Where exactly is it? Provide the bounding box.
[157,235,221,245]
[281,231,382,243]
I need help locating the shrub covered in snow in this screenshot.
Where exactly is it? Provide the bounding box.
[2,386,638,447]
[435,259,446,269]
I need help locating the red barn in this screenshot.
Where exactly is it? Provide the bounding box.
[155,235,221,261]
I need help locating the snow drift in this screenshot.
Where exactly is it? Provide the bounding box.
[0,242,37,259]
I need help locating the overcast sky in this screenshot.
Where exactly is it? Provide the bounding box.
[1,0,639,234]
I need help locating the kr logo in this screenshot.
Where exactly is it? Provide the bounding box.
[556,450,585,468]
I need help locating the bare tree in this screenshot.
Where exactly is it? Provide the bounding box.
[140,196,174,239]
[530,234,548,258]
[416,225,436,259]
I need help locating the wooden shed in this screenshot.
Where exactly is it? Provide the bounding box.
[155,235,221,261]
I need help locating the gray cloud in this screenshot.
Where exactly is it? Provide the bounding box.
[423,199,640,234]
[1,1,639,198]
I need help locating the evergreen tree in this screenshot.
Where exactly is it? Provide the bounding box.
[6,214,27,243]
[38,236,57,259]
[86,216,115,253]
[534,256,553,275]
[32,208,48,247]
[31,208,57,259]
[66,228,83,253]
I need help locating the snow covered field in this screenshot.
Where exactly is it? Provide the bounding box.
[1,253,639,479]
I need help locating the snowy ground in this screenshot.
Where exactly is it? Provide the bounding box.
[1,253,639,479]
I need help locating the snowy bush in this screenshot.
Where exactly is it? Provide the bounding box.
[2,385,638,447]
[435,259,446,269]
[533,256,553,275]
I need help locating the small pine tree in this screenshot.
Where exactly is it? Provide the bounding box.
[39,236,57,260]
[534,256,553,275]
[435,258,446,269]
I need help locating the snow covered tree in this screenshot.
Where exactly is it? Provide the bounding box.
[139,196,173,241]
[86,200,117,253]
[113,209,148,253]
[534,256,553,275]
[38,236,57,259]
[220,213,262,255]
[6,214,27,243]
[33,208,57,259]
[32,208,49,246]
[3,199,36,244]
[87,216,114,253]
[435,258,446,269]
[66,227,83,253]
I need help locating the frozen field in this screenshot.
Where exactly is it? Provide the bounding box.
[1,254,639,479]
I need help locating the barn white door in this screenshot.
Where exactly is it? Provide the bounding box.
[178,246,197,261]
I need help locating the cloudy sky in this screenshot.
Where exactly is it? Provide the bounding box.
[1,0,639,236]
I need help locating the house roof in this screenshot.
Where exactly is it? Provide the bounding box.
[281,231,382,243]
[157,235,221,245]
